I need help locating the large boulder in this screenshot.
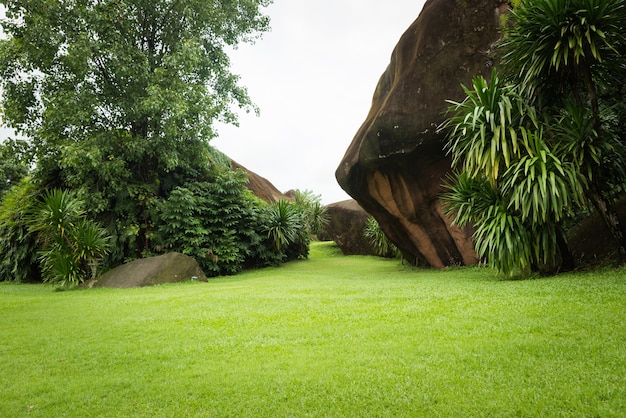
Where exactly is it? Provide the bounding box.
[319,199,373,255]
[91,252,206,288]
[336,0,507,267]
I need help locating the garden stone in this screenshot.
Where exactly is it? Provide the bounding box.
[91,252,206,288]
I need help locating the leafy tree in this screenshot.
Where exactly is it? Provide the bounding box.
[26,189,110,287]
[0,0,272,264]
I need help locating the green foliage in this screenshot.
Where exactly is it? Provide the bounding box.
[0,0,273,266]
[155,169,272,276]
[442,172,532,276]
[441,171,500,228]
[501,0,626,258]
[500,0,626,198]
[472,200,533,275]
[443,0,626,275]
[363,216,399,258]
[501,0,626,99]
[0,178,41,282]
[26,189,110,287]
[442,76,585,276]
[259,191,332,263]
[0,138,31,198]
[263,199,307,259]
[501,129,587,224]
[293,189,329,236]
[442,71,533,184]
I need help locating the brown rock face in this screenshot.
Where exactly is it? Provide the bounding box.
[231,160,289,203]
[336,0,507,267]
[318,199,373,255]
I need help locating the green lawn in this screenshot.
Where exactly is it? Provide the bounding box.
[1,242,625,417]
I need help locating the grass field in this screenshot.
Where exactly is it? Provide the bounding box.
[1,241,625,417]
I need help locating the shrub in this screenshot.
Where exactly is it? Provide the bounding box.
[27,189,111,287]
[155,169,271,276]
[363,216,399,258]
[263,199,310,261]
[0,178,41,282]
[293,189,329,237]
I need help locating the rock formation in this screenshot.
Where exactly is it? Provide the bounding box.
[318,199,373,255]
[231,160,289,203]
[91,252,206,288]
[336,0,508,267]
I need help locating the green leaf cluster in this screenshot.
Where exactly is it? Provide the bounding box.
[442,0,626,276]
[293,189,329,237]
[154,169,272,276]
[25,188,111,287]
[0,0,327,281]
[0,0,273,270]
[363,216,399,258]
[0,138,31,198]
[0,178,41,282]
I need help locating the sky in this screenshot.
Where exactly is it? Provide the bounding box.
[213,0,427,203]
[0,0,428,204]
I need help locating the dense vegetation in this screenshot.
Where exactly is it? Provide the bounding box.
[0,0,328,285]
[441,0,626,277]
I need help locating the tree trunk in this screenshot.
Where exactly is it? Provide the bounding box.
[588,186,626,263]
[556,228,575,272]
[581,62,602,131]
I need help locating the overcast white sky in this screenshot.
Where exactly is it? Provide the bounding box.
[0,1,427,204]
[214,0,427,203]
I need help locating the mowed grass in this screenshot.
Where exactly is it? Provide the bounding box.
[1,242,625,417]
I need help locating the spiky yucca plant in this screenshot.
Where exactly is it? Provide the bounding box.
[27,189,110,287]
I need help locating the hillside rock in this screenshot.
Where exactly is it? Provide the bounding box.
[319,199,373,255]
[231,160,289,203]
[91,252,206,288]
[336,0,507,267]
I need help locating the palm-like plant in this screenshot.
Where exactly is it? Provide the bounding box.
[473,200,533,276]
[363,216,399,258]
[293,189,329,236]
[264,199,304,253]
[501,0,626,111]
[441,171,500,227]
[442,72,587,275]
[501,128,587,224]
[27,189,110,286]
[500,0,626,260]
[28,188,85,246]
[442,71,535,185]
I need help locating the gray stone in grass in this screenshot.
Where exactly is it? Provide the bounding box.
[90,252,206,288]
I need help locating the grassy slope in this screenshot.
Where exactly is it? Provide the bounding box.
[1,242,625,417]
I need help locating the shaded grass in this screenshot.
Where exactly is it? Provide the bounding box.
[1,242,625,416]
